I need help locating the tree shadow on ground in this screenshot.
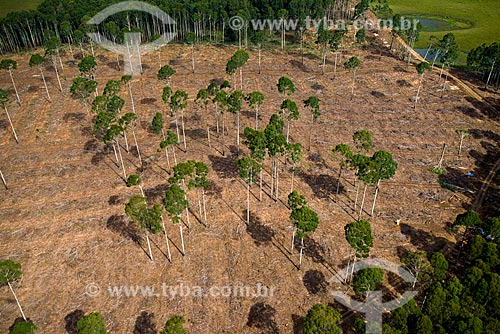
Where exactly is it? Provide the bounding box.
[464,96,499,121]
[108,195,122,206]
[205,180,223,196]
[63,113,86,123]
[64,309,85,334]
[293,236,327,265]
[303,269,328,295]
[298,171,343,199]
[133,311,157,334]
[399,223,453,254]
[246,211,274,246]
[292,314,304,334]
[106,215,142,243]
[185,128,206,140]
[289,59,310,72]
[246,302,279,334]
[208,146,240,179]
[144,183,169,203]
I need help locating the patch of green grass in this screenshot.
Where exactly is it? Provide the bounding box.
[0,0,42,17]
[429,166,447,175]
[388,0,500,51]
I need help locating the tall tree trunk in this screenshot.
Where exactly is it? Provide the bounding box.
[0,168,7,190]
[132,128,142,166]
[4,105,19,143]
[40,68,50,100]
[247,181,250,224]
[7,281,26,321]
[8,69,20,104]
[358,184,367,220]
[298,237,304,269]
[291,228,295,252]
[414,74,424,109]
[354,182,360,210]
[286,118,290,144]
[458,135,464,156]
[236,111,240,147]
[179,224,185,256]
[202,188,207,225]
[437,143,446,169]
[53,59,63,92]
[145,231,153,261]
[161,129,171,170]
[161,217,172,262]
[174,113,180,143]
[116,139,127,180]
[371,180,380,216]
[181,111,187,151]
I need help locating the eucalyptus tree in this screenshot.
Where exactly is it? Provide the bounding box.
[288,191,320,269]
[316,20,332,75]
[103,80,122,97]
[159,130,179,169]
[163,184,188,256]
[195,88,211,147]
[246,91,265,130]
[304,96,321,150]
[153,112,172,169]
[160,315,186,334]
[288,190,307,252]
[226,49,249,90]
[125,196,163,261]
[206,81,222,134]
[304,304,341,334]
[287,143,302,193]
[0,59,20,104]
[344,56,361,99]
[344,220,373,281]
[332,144,353,196]
[280,98,299,144]
[352,130,373,204]
[185,32,196,73]
[414,62,431,109]
[356,157,380,220]
[187,161,210,226]
[170,90,189,151]
[45,36,63,92]
[78,56,97,94]
[73,30,85,55]
[277,9,288,49]
[29,53,50,100]
[118,112,137,154]
[438,33,459,97]
[369,150,398,215]
[456,129,469,156]
[0,89,19,143]
[126,174,144,195]
[157,64,176,85]
[331,30,346,79]
[121,75,136,114]
[104,21,121,70]
[162,86,179,140]
[213,90,228,156]
[236,157,262,223]
[243,127,267,201]
[0,259,27,320]
[227,90,245,147]
[104,124,127,180]
[169,161,197,229]
[78,55,97,79]
[277,76,295,98]
[9,318,38,334]
[60,21,74,60]
[265,114,287,201]
[70,77,98,115]
[77,312,107,334]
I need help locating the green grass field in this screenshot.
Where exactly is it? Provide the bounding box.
[0,0,42,17]
[388,0,500,51]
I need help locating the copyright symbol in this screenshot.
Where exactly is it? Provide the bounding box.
[85,283,101,297]
[229,16,245,31]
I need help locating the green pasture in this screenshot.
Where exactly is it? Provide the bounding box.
[0,0,42,17]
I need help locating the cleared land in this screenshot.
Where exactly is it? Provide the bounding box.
[0,0,42,17]
[388,0,500,51]
[0,33,499,333]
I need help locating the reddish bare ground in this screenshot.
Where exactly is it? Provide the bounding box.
[0,35,499,333]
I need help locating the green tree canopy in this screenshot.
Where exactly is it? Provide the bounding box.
[344,220,373,258]
[303,304,341,334]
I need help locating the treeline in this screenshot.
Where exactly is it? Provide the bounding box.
[467,42,500,88]
[0,0,358,53]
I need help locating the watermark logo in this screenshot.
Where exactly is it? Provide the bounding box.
[84,282,275,299]
[329,258,418,334]
[86,1,177,75]
[228,16,419,33]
